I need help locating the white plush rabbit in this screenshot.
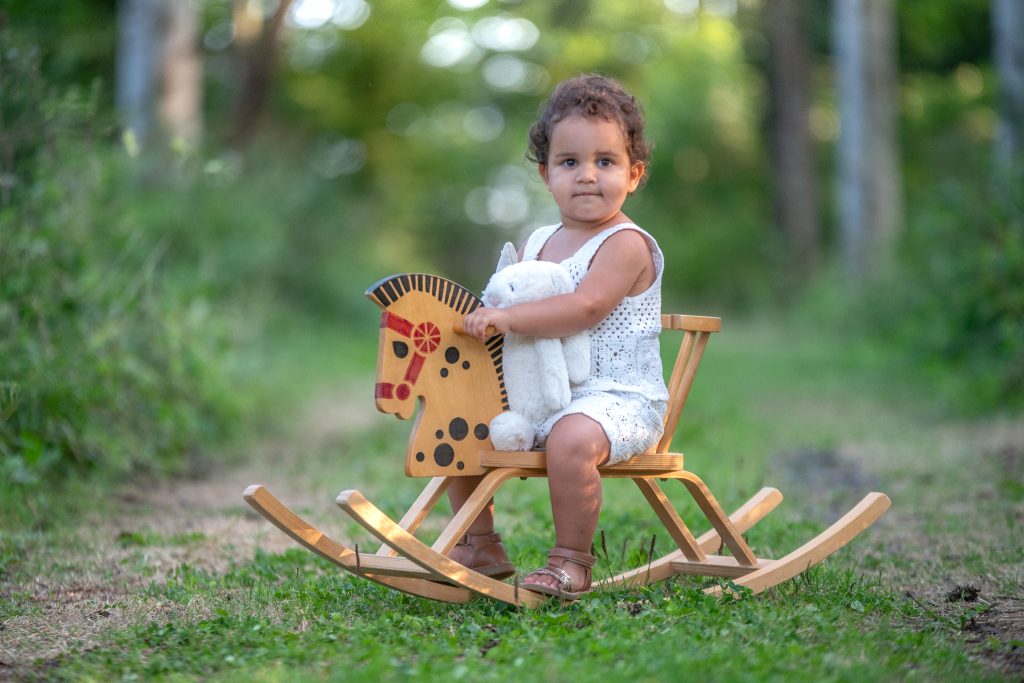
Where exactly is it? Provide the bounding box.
[483,243,590,451]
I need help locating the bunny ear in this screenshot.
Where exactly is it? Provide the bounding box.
[495,242,518,271]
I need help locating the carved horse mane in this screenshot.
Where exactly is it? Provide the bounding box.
[366,273,507,477]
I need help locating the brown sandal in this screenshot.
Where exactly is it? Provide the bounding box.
[521,546,596,600]
[446,531,516,580]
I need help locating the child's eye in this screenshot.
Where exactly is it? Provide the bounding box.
[598,158,613,168]
[562,159,576,168]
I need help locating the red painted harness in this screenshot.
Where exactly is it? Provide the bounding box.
[375,311,441,401]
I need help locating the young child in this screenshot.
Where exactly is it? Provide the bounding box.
[452,74,668,599]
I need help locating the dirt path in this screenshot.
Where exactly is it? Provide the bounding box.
[0,383,378,680]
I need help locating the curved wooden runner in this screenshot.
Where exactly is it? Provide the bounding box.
[243,485,471,603]
[702,492,892,596]
[337,487,547,608]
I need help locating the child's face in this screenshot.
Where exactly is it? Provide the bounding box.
[539,115,644,231]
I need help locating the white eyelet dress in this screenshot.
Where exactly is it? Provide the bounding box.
[523,223,669,464]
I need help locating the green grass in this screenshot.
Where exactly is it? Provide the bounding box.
[5,313,1022,682]
[49,551,1000,683]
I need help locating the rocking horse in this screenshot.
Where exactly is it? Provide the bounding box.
[244,273,890,607]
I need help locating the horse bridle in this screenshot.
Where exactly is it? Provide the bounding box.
[374,311,441,401]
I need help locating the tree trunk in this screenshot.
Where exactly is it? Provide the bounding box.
[993,0,1024,173]
[231,0,294,147]
[766,0,820,285]
[158,0,203,149]
[833,0,902,281]
[117,0,203,148]
[116,0,160,144]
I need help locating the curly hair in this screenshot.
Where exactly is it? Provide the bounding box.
[526,74,651,183]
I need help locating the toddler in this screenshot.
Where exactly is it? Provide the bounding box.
[454,74,668,599]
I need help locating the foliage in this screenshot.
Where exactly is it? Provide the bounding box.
[881,170,1024,411]
[0,0,1017,505]
[0,38,240,490]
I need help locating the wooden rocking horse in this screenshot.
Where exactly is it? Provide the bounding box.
[244,273,890,607]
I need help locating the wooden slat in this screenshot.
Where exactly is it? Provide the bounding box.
[342,553,439,579]
[657,331,710,453]
[670,554,773,578]
[479,450,684,475]
[661,314,722,333]
[662,330,696,445]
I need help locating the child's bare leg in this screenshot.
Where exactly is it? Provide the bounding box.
[447,475,495,535]
[527,414,609,591]
[446,475,514,578]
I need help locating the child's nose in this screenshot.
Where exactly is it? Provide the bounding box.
[577,163,598,181]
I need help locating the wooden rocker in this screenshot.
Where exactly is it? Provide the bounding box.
[244,273,890,607]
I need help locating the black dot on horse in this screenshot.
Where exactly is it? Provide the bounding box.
[449,418,469,440]
[433,443,455,467]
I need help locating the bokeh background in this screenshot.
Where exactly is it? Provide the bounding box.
[1,0,1021,497]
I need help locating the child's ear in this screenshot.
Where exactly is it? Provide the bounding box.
[538,163,550,187]
[628,161,645,191]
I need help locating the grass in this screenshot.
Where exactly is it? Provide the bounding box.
[3,313,1022,682]
[51,553,998,683]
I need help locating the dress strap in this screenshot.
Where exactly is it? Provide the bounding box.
[572,223,665,288]
[572,223,647,267]
[522,224,561,261]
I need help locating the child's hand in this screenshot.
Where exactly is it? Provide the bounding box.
[463,307,511,342]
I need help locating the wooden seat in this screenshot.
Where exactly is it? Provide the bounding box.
[244,273,890,607]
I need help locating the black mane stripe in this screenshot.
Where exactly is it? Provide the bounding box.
[365,273,507,410]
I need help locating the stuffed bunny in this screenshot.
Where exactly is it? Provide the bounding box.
[483,243,590,451]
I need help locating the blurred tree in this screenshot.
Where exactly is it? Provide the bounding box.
[834,0,903,282]
[231,0,294,147]
[765,0,820,286]
[116,0,202,147]
[993,0,1023,172]
[159,0,203,147]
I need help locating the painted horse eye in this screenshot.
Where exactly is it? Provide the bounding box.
[392,341,409,358]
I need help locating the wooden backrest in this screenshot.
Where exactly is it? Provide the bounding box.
[656,314,721,454]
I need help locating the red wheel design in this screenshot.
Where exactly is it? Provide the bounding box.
[412,322,441,354]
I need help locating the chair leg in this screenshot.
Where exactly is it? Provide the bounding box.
[377,476,451,556]
[600,486,783,589]
[678,472,758,566]
[633,478,706,561]
[431,468,524,555]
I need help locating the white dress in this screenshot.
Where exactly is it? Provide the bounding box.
[522,223,669,464]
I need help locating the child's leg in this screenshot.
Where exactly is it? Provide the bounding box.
[447,475,495,534]
[446,476,514,578]
[525,413,610,591]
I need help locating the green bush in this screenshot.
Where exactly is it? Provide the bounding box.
[878,169,1024,412]
[0,35,386,500]
[0,39,241,488]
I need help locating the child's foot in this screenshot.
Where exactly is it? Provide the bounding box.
[447,531,515,579]
[521,547,595,600]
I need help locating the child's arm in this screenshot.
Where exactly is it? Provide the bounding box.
[463,230,655,341]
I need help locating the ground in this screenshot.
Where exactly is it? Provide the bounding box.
[2,336,1022,681]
